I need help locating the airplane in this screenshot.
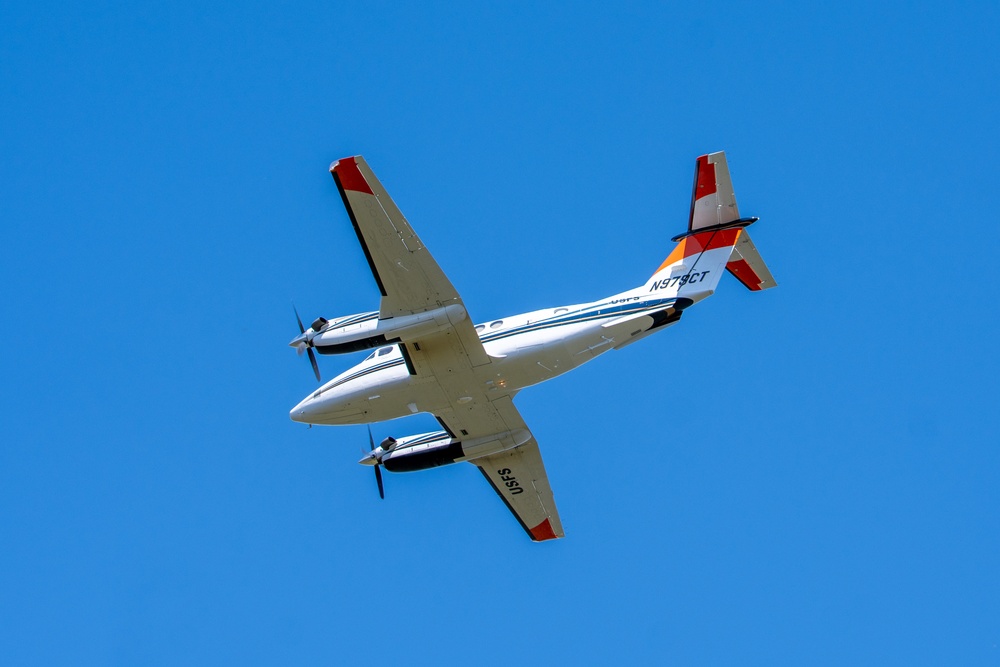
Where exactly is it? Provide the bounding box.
[289,151,776,542]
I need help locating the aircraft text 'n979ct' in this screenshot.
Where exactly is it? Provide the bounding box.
[288,152,777,542]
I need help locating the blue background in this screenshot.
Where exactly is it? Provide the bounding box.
[2,2,998,664]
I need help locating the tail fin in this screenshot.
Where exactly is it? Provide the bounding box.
[643,227,747,299]
[689,151,746,233]
[641,151,776,297]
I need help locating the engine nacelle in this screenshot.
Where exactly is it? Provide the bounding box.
[379,428,532,473]
[308,303,468,355]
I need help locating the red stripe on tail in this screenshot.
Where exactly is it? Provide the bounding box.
[694,155,717,199]
[653,228,743,274]
[726,258,763,291]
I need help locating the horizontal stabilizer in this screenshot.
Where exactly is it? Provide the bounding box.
[726,229,777,291]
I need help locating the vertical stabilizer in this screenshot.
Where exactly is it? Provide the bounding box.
[689,151,742,232]
[643,228,746,300]
[638,151,774,298]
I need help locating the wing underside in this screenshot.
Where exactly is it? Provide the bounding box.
[473,439,564,541]
[436,395,564,542]
[330,155,489,367]
[330,156,458,315]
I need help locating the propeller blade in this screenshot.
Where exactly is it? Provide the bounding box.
[294,305,306,334]
[293,305,321,382]
[368,426,385,499]
[374,464,385,500]
[307,347,321,382]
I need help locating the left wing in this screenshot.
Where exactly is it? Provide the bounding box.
[427,390,565,542]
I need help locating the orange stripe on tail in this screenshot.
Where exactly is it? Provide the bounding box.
[654,228,743,274]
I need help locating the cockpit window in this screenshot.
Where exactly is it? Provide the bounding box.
[377,346,393,356]
[364,351,377,361]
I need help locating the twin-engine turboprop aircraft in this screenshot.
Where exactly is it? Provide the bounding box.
[289,152,776,541]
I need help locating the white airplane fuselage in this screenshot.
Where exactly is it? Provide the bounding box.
[290,289,702,426]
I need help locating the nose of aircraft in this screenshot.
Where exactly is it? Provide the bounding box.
[290,388,366,425]
[290,395,319,423]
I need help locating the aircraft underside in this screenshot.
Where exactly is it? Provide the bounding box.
[287,151,776,541]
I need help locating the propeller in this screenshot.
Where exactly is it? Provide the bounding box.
[368,425,385,499]
[293,305,322,383]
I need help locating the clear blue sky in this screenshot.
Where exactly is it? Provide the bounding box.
[2,2,998,664]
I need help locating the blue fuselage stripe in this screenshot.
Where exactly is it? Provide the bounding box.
[478,298,675,345]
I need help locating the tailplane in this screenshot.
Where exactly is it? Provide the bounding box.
[726,228,776,291]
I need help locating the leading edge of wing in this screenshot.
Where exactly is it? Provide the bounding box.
[330,156,387,297]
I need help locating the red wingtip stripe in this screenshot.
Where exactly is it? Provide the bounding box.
[529,518,559,541]
[331,156,374,194]
[726,258,763,290]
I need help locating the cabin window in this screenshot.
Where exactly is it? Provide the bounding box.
[475,325,485,333]
[554,308,568,314]
[377,347,393,356]
[490,320,504,329]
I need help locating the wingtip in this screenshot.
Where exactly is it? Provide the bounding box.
[329,155,374,194]
[329,155,359,171]
[529,518,562,541]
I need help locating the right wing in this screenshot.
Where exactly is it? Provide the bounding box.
[330,155,489,369]
[473,437,564,542]
[331,156,460,317]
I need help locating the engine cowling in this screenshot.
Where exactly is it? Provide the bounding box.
[308,303,468,355]
[376,428,532,472]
